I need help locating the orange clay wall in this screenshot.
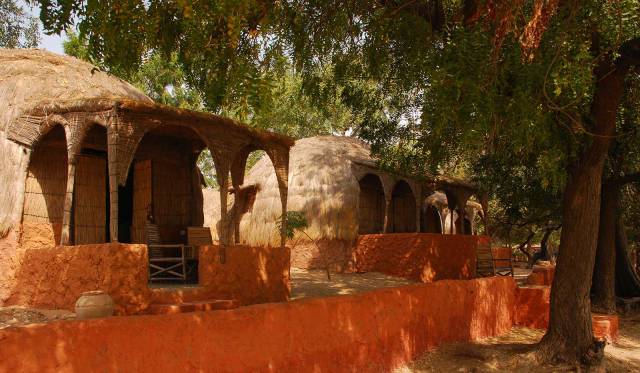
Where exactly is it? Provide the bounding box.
[0,277,516,373]
[350,233,488,282]
[0,243,289,314]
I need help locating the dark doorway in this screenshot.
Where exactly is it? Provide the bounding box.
[358,174,386,234]
[118,167,135,243]
[390,180,416,233]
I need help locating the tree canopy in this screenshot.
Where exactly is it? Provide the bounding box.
[0,0,39,48]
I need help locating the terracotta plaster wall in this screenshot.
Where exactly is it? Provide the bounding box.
[0,229,21,304]
[1,244,290,314]
[350,233,486,282]
[3,243,151,315]
[290,239,353,270]
[152,245,290,306]
[0,277,516,373]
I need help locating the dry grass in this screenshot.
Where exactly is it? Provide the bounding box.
[397,314,640,373]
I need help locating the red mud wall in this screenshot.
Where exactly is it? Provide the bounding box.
[0,277,516,373]
[290,239,353,270]
[0,244,289,314]
[351,233,488,282]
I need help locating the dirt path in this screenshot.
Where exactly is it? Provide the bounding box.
[396,314,640,372]
[289,268,413,300]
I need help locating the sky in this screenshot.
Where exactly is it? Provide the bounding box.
[20,0,66,54]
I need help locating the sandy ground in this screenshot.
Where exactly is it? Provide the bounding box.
[289,268,414,300]
[0,306,74,329]
[396,313,640,373]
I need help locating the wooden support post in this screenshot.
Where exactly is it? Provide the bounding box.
[60,160,76,245]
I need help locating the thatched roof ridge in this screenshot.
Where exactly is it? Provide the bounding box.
[0,48,151,132]
[0,49,294,148]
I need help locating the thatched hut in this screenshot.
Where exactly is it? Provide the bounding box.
[0,49,293,250]
[205,136,486,269]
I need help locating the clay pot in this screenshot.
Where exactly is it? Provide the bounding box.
[75,291,114,319]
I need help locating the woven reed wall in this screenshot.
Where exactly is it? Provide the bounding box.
[358,174,385,234]
[0,134,30,237]
[133,133,198,242]
[73,155,107,244]
[21,127,67,247]
[389,180,417,233]
[131,160,152,243]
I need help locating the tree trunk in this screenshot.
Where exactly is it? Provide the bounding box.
[592,181,619,313]
[537,160,606,363]
[536,45,631,363]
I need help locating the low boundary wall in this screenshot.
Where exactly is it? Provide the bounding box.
[351,233,488,282]
[0,277,516,373]
[1,243,289,314]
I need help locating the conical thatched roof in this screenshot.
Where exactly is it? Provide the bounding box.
[0,48,152,133]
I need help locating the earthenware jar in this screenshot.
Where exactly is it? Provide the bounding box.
[75,291,114,319]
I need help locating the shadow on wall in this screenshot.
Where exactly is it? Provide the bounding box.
[2,244,291,314]
[0,277,516,372]
[350,233,486,282]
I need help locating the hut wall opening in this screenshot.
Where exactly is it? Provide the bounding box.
[389,180,416,233]
[74,124,108,245]
[421,205,443,234]
[128,126,206,244]
[358,174,385,234]
[21,125,68,248]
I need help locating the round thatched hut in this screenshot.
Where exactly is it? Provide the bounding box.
[0,49,293,250]
[205,135,485,269]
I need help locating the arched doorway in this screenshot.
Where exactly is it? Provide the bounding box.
[73,124,109,244]
[358,174,385,234]
[421,204,442,233]
[127,125,207,244]
[22,125,68,247]
[390,180,416,233]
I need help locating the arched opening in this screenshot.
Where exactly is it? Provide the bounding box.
[126,125,208,285]
[358,174,385,234]
[230,148,268,244]
[22,125,68,247]
[390,180,416,233]
[127,125,207,244]
[464,218,473,235]
[73,124,109,244]
[421,204,442,233]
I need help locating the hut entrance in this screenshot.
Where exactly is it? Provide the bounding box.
[420,205,442,234]
[358,174,385,234]
[129,126,207,285]
[74,124,108,244]
[22,125,68,247]
[390,180,416,233]
[74,155,107,244]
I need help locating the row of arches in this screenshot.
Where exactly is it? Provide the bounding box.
[357,173,477,235]
[22,118,283,248]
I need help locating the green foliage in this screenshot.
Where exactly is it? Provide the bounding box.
[277,211,308,240]
[0,0,39,48]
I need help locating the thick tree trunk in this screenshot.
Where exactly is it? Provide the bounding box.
[536,41,633,363]
[592,181,619,313]
[537,160,606,363]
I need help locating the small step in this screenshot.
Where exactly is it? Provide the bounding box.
[145,299,239,315]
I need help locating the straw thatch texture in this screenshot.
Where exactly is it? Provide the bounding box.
[74,155,107,244]
[0,49,151,137]
[0,134,30,236]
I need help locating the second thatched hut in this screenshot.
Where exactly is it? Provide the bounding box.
[205,135,485,270]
